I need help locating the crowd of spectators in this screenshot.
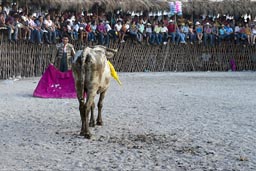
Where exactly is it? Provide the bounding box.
[1,3,256,47]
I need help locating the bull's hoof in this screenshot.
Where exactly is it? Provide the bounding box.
[96,121,103,126]
[84,133,92,139]
[89,122,95,127]
[80,131,92,139]
[80,131,85,136]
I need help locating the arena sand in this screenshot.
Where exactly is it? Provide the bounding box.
[0,72,255,171]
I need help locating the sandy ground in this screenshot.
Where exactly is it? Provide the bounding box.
[0,72,256,171]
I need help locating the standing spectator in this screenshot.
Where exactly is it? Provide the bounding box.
[251,25,256,45]
[52,35,75,72]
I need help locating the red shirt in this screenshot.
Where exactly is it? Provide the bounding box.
[85,24,91,32]
[167,23,176,33]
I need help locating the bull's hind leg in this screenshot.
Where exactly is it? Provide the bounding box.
[97,90,107,126]
[78,99,86,136]
[89,101,95,127]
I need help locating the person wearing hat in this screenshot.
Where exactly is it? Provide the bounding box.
[195,21,203,44]
[203,22,213,46]
[27,13,41,44]
[167,19,177,44]
[218,24,226,44]
[145,22,153,45]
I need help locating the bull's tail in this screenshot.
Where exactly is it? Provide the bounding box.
[107,60,122,86]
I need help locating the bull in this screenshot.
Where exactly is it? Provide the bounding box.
[72,45,118,139]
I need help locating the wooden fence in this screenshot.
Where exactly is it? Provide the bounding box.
[0,40,256,79]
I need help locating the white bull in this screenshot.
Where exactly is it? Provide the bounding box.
[72,45,117,139]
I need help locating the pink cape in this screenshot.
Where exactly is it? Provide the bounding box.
[33,64,77,98]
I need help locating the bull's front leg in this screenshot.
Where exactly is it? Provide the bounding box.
[97,90,107,126]
[89,101,95,127]
[84,92,97,139]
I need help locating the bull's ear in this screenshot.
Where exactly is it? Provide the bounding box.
[105,49,117,59]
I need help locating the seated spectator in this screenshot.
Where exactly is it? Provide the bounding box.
[66,20,77,40]
[218,24,226,44]
[153,22,162,45]
[0,12,6,27]
[180,23,189,41]
[127,20,138,42]
[195,21,203,44]
[188,24,196,44]
[239,24,247,44]
[234,23,241,44]
[44,14,56,44]
[211,23,219,45]
[244,23,252,45]
[6,13,19,43]
[160,22,168,45]
[85,21,95,45]
[137,19,145,43]
[114,20,122,42]
[224,23,233,42]
[203,22,213,46]
[167,19,177,44]
[120,20,130,43]
[97,20,108,45]
[104,20,112,47]
[78,17,87,43]
[145,23,153,45]
[251,25,256,45]
[176,25,185,44]
[54,16,62,40]
[19,12,31,40]
[27,13,41,44]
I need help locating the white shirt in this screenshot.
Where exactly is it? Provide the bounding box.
[115,23,122,32]
[44,19,53,27]
[105,23,112,32]
[161,26,168,33]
